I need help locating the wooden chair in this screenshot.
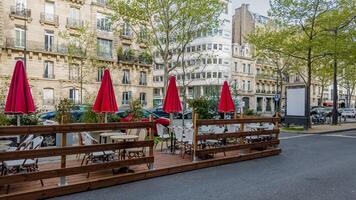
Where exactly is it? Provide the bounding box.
[127,129,147,159]
[156,124,170,151]
[3,136,44,193]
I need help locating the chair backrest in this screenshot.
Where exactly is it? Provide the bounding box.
[265,123,275,130]
[212,126,225,134]
[227,124,237,133]
[31,136,44,149]
[18,134,34,150]
[173,126,183,141]
[156,124,167,137]
[200,125,211,133]
[138,129,147,141]
[82,132,97,145]
[129,129,140,136]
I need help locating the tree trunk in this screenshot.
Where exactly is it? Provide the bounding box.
[306,50,312,129]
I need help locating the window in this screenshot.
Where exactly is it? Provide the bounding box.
[122,91,132,105]
[15,0,27,9]
[213,58,217,64]
[234,62,238,72]
[139,71,147,85]
[201,72,206,79]
[153,88,160,96]
[69,88,79,104]
[69,64,80,80]
[44,30,54,52]
[15,27,25,48]
[242,63,246,73]
[207,43,212,50]
[213,44,218,50]
[219,44,223,50]
[191,46,195,52]
[219,58,222,65]
[247,81,251,91]
[96,67,104,82]
[97,38,112,58]
[44,1,55,21]
[68,7,81,26]
[207,72,211,78]
[218,72,222,78]
[43,88,54,105]
[224,3,228,14]
[213,72,217,78]
[96,13,111,32]
[247,64,251,74]
[138,27,147,42]
[43,61,54,79]
[202,44,206,51]
[122,69,130,84]
[242,80,246,91]
[140,93,147,106]
[122,22,131,37]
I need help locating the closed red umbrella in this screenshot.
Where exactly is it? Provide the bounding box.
[93,69,118,122]
[163,76,182,153]
[163,76,182,113]
[218,81,235,113]
[5,60,36,125]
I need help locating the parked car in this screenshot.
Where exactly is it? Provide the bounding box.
[149,106,170,118]
[341,108,356,118]
[116,108,170,127]
[174,108,193,119]
[39,105,89,121]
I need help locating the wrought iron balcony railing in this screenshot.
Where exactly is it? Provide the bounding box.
[40,12,59,26]
[10,6,31,18]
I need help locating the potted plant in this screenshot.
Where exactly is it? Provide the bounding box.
[125,48,135,62]
[117,46,124,61]
[56,98,74,124]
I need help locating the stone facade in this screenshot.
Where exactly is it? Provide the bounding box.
[0,0,153,111]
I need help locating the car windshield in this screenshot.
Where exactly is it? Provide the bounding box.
[142,109,160,119]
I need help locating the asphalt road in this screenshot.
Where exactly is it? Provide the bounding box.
[52,131,356,200]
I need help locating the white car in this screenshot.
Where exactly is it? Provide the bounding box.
[341,108,356,118]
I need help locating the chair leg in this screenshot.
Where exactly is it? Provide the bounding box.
[81,155,87,166]
[40,179,44,186]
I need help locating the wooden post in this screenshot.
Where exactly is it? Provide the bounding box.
[274,113,280,140]
[59,132,67,186]
[148,115,154,170]
[192,112,198,162]
[239,111,246,154]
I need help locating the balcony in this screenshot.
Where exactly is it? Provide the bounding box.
[5,37,68,54]
[66,18,83,29]
[97,25,112,32]
[43,74,55,79]
[256,89,261,93]
[92,0,108,7]
[10,6,31,20]
[40,13,59,27]
[256,73,277,81]
[97,51,113,60]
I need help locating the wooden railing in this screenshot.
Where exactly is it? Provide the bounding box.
[192,116,280,161]
[0,120,155,189]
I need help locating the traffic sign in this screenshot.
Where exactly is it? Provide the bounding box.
[274,94,280,101]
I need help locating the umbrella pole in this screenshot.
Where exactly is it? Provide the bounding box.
[105,113,108,123]
[16,115,21,143]
[170,113,174,153]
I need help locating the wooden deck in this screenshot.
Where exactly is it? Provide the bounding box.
[0,148,281,200]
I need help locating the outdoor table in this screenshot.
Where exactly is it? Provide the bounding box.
[110,135,139,160]
[247,124,269,131]
[0,144,9,152]
[110,135,139,174]
[0,140,13,146]
[100,131,126,144]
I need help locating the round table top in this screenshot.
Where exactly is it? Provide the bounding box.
[0,140,13,145]
[248,125,269,129]
[100,131,126,137]
[110,135,139,140]
[0,145,9,152]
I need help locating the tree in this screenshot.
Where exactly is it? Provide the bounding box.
[313,58,333,105]
[108,0,223,97]
[317,0,355,123]
[248,0,337,129]
[60,24,97,104]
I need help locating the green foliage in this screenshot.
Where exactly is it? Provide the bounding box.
[129,99,143,120]
[55,98,74,124]
[243,108,255,116]
[188,97,215,119]
[138,50,153,64]
[81,105,100,123]
[0,113,9,126]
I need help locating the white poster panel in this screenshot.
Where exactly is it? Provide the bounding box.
[286,88,305,116]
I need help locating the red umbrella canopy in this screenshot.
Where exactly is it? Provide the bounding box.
[218,81,235,113]
[163,76,182,113]
[5,60,36,114]
[93,69,118,113]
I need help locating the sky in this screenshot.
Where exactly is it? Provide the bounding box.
[232,0,270,16]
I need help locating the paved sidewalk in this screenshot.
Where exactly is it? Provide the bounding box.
[283,123,356,134]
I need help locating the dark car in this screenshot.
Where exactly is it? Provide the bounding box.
[149,106,170,118]
[116,108,170,127]
[40,105,89,121]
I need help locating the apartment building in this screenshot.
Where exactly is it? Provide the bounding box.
[0,0,153,111]
[152,0,234,106]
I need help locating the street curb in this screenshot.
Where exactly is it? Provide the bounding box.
[282,127,356,135]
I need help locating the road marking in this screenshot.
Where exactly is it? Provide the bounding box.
[322,134,356,139]
[280,134,313,140]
